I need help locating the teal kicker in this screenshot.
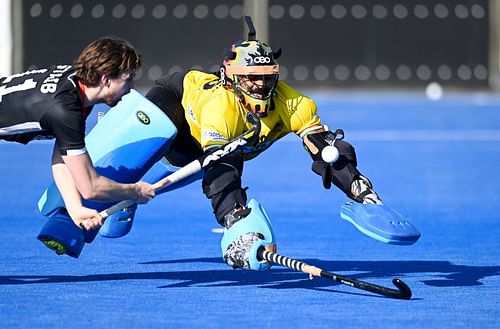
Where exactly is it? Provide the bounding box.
[340,202,420,245]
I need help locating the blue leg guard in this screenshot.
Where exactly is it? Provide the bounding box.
[340,201,421,245]
[37,90,177,255]
[220,199,276,271]
[37,209,85,258]
[99,158,203,238]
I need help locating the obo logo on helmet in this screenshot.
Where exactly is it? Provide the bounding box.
[253,56,271,64]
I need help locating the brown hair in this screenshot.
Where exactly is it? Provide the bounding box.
[73,37,142,86]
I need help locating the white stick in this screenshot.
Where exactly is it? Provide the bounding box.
[96,113,261,220]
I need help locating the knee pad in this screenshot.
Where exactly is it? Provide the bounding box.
[220,199,276,271]
[38,90,177,244]
[202,156,246,224]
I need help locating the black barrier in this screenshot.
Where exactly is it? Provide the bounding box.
[21,0,244,89]
[268,0,489,87]
[21,0,489,88]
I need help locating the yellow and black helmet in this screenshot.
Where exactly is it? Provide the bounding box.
[221,17,281,117]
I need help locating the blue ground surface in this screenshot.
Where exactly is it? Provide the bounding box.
[1,90,499,328]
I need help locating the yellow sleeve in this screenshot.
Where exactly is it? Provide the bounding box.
[275,82,322,135]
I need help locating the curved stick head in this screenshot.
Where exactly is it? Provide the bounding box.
[245,111,260,126]
[392,278,412,299]
[244,112,262,144]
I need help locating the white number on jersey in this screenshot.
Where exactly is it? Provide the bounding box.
[0,78,38,102]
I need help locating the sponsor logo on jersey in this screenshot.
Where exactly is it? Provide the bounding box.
[136,111,150,125]
[202,129,228,143]
[187,104,196,123]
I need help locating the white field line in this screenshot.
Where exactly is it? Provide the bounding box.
[281,129,500,142]
[10,129,500,146]
[346,129,500,141]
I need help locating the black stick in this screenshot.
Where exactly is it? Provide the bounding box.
[258,248,412,300]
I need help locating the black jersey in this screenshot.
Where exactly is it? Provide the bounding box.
[0,65,91,155]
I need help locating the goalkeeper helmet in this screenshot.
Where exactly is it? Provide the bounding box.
[221,18,281,117]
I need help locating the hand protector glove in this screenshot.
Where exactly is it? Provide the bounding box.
[220,199,276,271]
[99,204,137,238]
[312,160,335,189]
[305,129,349,190]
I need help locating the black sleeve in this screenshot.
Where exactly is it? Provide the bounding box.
[41,102,86,155]
[155,70,187,99]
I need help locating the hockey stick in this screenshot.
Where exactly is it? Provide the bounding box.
[258,248,412,300]
[96,112,261,220]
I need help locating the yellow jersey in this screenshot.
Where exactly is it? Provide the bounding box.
[181,70,321,159]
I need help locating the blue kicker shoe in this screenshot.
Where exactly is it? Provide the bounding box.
[340,201,421,245]
[220,199,276,271]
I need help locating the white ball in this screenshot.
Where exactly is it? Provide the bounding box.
[321,145,340,163]
[425,82,443,101]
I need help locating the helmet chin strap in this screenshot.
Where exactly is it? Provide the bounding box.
[219,67,226,85]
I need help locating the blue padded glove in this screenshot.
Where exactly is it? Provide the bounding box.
[99,204,137,238]
[99,158,203,238]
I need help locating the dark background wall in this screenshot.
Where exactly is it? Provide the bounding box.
[268,0,489,87]
[19,0,489,89]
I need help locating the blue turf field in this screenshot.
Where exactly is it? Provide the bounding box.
[1,90,499,328]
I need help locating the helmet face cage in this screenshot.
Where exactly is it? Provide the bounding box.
[223,40,280,117]
[233,73,278,117]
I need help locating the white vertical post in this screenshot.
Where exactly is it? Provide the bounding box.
[12,0,23,73]
[0,0,12,76]
[490,0,500,91]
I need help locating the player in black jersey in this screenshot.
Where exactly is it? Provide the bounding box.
[0,37,155,229]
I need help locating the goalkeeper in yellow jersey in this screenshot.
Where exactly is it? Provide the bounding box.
[101,17,418,269]
[145,18,384,268]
